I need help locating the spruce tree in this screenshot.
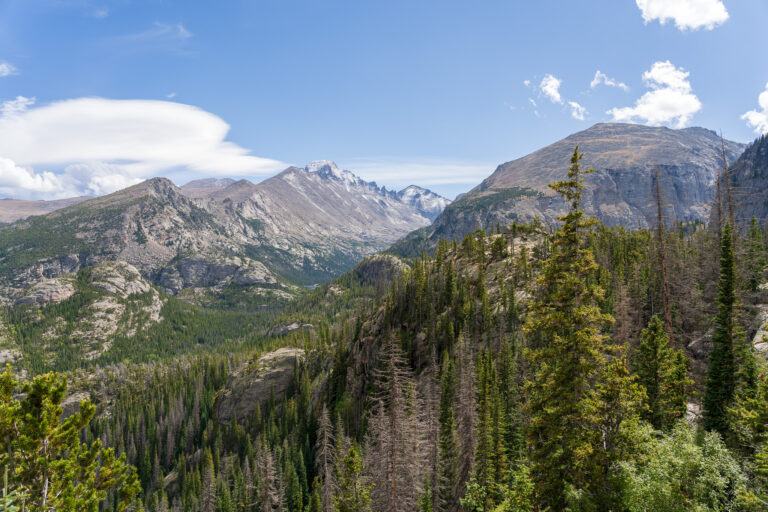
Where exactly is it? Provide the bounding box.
[703,222,737,435]
[522,147,615,509]
[334,446,372,512]
[633,315,692,430]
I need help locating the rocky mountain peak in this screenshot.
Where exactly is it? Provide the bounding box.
[116,177,180,200]
[304,160,360,185]
[396,185,451,221]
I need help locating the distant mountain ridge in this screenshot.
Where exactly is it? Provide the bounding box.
[0,161,449,307]
[0,196,89,223]
[391,123,745,256]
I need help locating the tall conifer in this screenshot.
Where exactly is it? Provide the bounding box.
[703,222,737,435]
[523,147,615,509]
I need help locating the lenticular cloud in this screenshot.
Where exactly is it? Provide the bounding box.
[0,97,285,198]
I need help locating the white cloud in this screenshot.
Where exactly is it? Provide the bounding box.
[0,158,66,198]
[636,0,729,31]
[0,97,286,199]
[166,92,177,99]
[568,101,587,121]
[0,61,18,77]
[607,61,701,128]
[523,79,531,87]
[742,82,768,135]
[590,70,629,91]
[540,74,563,104]
[1,96,35,117]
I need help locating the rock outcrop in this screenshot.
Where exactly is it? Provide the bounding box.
[15,277,76,305]
[727,134,768,225]
[214,347,305,426]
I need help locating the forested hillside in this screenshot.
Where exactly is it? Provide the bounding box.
[17,146,762,511]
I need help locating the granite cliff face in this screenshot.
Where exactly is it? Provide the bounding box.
[391,123,745,256]
[728,134,768,224]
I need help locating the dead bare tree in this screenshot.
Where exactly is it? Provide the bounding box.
[364,335,426,512]
[455,331,477,501]
[653,167,675,345]
[315,404,335,512]
[721,134,736,230]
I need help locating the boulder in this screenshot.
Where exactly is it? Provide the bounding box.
[269,323,313,336]
[752,304,768,354]
[688,327,713,361]
[214,347,304,426]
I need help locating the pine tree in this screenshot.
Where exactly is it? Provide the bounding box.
[703,222,737,435]
[334,446,372,512]
[522,147,615,509]
[0,368,140,512]
[633,315,692,430]
[308,478,322,512]
[467,351,508,510]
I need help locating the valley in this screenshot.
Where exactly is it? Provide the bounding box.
[4,125,768,512]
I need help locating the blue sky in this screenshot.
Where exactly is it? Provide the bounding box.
[0,0,767,200]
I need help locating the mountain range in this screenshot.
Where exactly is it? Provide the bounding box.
[4,123,768,371]
[0,161,448,305]
[391,123,746,255]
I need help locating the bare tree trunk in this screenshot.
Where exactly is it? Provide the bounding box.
[653,168,675,345]
[316,405,335,512]
[456,334,477,504]
[721,135,736,229]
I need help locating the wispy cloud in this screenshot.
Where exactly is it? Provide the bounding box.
[0,96,34,117]
[524,74,586,121]
[607,61,701,128]
[0,97,286,199]
[742,82,768,135]
[590,70,629,91]
[636,0,728,31]
[114,22,194,54]
[568,101,587,121]
[540,74,563,104]
[0,61,18,77]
